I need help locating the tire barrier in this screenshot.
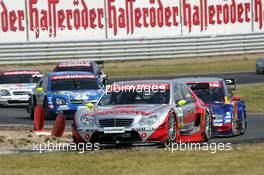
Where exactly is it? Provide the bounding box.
[51,113,66,137]
[33,105,66,137]
[33,105,44,131]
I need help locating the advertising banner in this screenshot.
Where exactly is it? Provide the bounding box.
[0,0,264,42]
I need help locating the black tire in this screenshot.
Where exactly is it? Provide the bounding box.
[231,112,239,136]
[43,99,55,120]
[103,77,108,86]
[167,114,177,143]
[240,112,247,135]
[203,111,212,142]
[28,95,35,119]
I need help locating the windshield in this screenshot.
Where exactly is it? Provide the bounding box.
[257,59,264,63]
[51,78,102,91]
[54,66,94,73]
[0,74,35,84]
[98,84,170,105]
[187,83,224,104]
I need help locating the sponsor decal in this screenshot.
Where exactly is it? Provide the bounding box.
[2,71,40,75]
[58,63,92,67]
[209,82,222,88]
[1,0,264,41]
[104,127,125,134]
[84,109,153,117]
[50,74,96,80]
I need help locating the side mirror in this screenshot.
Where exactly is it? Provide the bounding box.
[86,103,94,109]
[37,87,44,93]
[178,100,187,107]
[232,96,241,101]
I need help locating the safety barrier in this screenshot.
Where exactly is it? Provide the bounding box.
[0,32,264,65]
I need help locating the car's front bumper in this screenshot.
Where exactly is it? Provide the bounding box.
[75,125,167,144]
[0,95,30,106]
[49,104,96,118]
[212,123,233,137]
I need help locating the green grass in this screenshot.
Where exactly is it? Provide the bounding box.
[0,145,264,175]
[0,53,261,76]
[235,84,264,113]
[104,55,258,77]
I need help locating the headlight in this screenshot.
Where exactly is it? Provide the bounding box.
[139,115,159,126]
[0,90,11,96]
[80,116,95,127]
[212,114,224,120]
[55,98,67,105]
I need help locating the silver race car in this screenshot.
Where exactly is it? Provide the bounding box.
[0,70,42,106]
[72,80,212,144]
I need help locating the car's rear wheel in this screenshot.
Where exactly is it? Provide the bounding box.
[167,114,177,143]
[203,111,212,141]
[240,112,247,135]
[231,112,239,136]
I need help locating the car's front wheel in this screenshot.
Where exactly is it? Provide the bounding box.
[167,114,177,143]
[43,99,56,120]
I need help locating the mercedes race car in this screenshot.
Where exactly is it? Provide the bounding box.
[28,72,105,119]
[53,61,108,86]
[0,70,42,106]
[179,77,247,137]
[72,80,212,144]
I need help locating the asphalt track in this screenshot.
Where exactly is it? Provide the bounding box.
[0,108,263,144]
[110,71,264,85]
[0,71,263,145]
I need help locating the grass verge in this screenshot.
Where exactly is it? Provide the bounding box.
[0,144,263,175]
[235,84,264,113]
[0,53,261,76]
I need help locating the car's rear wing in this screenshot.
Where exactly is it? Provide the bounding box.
[224,78,236,90]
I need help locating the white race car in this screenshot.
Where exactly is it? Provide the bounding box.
[0,70,42,106]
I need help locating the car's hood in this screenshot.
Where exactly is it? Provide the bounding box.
[0,83,36,92]
[52,89,104,101]
[79,104,170,118]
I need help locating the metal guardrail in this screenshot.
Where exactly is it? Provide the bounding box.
[0,32,264,64]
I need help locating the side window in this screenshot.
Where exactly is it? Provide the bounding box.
[222,81,233,98]
[38,79,43,88]
[180,84,194,104]
[42,76,49,91]
[173,84,184,104]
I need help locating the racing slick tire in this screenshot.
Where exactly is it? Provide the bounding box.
[167,114,177,143]
[43,99,56,120]
[239,111,247,135]
[28,95,35,119]
[203,111,212,142]
[231,112,240,136]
